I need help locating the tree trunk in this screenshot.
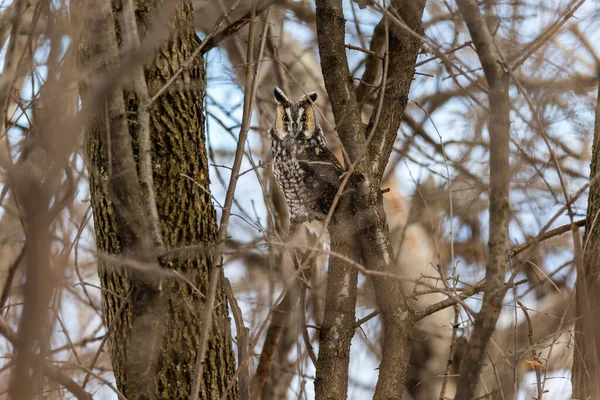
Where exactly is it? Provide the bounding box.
[572,77,600,399]
[76,0,237,398]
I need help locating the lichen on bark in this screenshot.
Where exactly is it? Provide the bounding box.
[76,0,237,398]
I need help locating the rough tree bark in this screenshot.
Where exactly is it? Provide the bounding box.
[313,209,361,400]
[572,74,600,399]
[315,0,426,399]
[76,0,237,398]
[312,1,363,398]
[359,2,427,398]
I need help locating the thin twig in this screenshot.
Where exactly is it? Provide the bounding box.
[0,317,93,400]
[223,278,249,400]
[0,248,23,309]
[510,0,586,70]
[510,219,585,258]
[149,0,271,105]
[344,43,383,59]
[517,301,544,400]
[191,2,263,398]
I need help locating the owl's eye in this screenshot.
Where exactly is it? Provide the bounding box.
[282,115,289,122]
[301,115,308,123]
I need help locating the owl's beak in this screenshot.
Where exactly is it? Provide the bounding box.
[291,122,301,137]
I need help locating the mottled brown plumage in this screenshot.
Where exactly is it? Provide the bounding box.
[269,87,344,227]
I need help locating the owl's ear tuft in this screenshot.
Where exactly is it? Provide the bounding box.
[274,87,289,104]
[300,92,318,103]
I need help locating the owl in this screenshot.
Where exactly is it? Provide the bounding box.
[269,86,344,230]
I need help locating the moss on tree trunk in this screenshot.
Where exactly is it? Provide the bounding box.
[77,1,237,398]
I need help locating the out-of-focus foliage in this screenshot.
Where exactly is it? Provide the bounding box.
[0,0,598,398]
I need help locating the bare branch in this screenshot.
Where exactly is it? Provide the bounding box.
[453,1,511,399]
[365,0,427,181]
[572,64,600,399]
[315,0,366,163]
[249,273,303,399]
[192,2,269,398]
[225,278,250,400]
[356,17,385,106]
[0,317,93,400]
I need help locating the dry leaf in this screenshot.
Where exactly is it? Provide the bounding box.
[524,359,545,370]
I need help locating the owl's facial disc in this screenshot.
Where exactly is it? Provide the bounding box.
[294,106,316,139]
[272,91,318,140]
[274,106,290,139]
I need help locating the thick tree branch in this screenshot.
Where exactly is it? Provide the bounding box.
[313,1,365,397]
[4,5,79,398]
[316,1,426,399]
[365,0,426,181]
[572,70,600,398]
[357,2,426,398]
[81,0,166,396]
[9,173,55,399]
[122,0,164,251]
[453,1,511,399]
[83,0,151,250]
[314,216,361,399]
[315,0,366,163]
[249,268,303,399]
[356,17,385,106]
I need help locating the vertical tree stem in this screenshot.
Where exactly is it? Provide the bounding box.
[454,1,511,399]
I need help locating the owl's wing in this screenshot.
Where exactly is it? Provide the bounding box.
[296,145,347,217]
[301,145,344,189]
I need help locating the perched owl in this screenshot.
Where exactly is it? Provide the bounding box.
[269,86,344,231]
